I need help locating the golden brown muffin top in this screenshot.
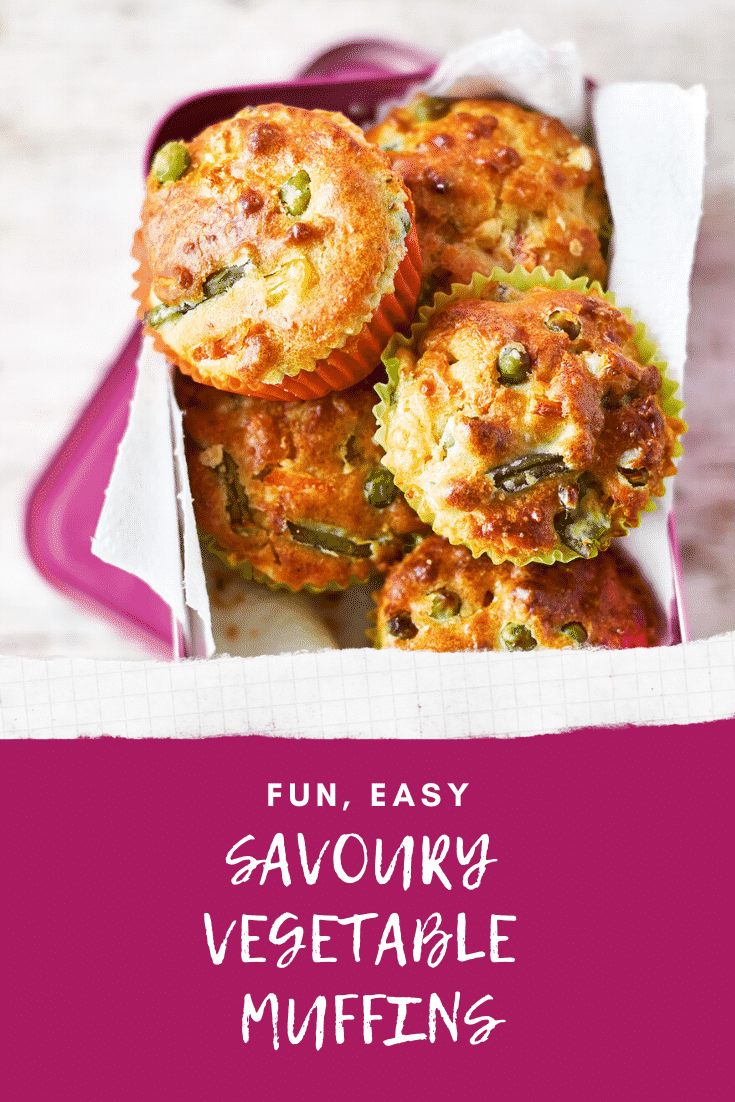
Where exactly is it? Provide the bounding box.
[137,104,413,390]
[378,284,684,563]
[365,95,609,293]
[374,534,661,651]
[176,372,429,591]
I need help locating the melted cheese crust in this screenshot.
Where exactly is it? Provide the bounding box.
[366,97,609,291]
[380,286,683,561]
[139,105,412,389]
[177,373,429,591]
[374,535,661,650]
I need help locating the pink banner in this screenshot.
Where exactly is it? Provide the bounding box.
[4,721,733,1098]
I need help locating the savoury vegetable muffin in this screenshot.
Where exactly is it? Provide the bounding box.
[373,534,661,650]
[135,104,422,400]
[375,272,685,564]
[365,95,609,296]
[176,372,430,591]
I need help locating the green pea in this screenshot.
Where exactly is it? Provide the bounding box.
[151,141,191,184]
[545,309,581,340]
[414,96,452,122]
[217,451,251,533]
[286,520,372,558]
[144,301,195,328]
[279,169,311,216]
[497,342,531,385]
[489,453,567,494]
[500,623,537,651]
[202,264,251,298]
[388,611,419,640]
[554,513,609,559]
[364,467,397,509]
[561,621,588,645]
[430,589,461,620]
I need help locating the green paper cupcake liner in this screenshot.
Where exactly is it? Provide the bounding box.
[201,531,385,596]
[373,265,686,567]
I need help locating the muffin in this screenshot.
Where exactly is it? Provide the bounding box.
[135,103,422,400]
[176,372,430,591]
[375,271,685,564]
[373,534,661,651]
[365,95,609,296]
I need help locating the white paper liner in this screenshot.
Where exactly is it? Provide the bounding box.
[205,554,337,657]
[93,31,706,663]
[93,338,336,659]
[92,338,187,627]
[169,353,216,657]
[591,83,705,608]
[592,82,707,379]
[421,29,586,133]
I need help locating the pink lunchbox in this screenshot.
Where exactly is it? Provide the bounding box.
[24,39,689,658]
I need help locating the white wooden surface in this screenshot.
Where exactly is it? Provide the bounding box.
[1,0,733,658]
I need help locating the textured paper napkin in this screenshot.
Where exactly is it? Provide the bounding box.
[2,633,733,738]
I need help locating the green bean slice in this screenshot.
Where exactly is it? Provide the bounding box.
[279,169,311,216]
[500,623,537,651]
[151,141,191,184]
[144,301,196,328]
[203,264,251,298]
[145,263,251,329]
[286,520,372,558]
[497,342,531,385]
[489,453,567,493]
[217,451,252,532]
[364,467,397,509]
[561,621,588,645]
